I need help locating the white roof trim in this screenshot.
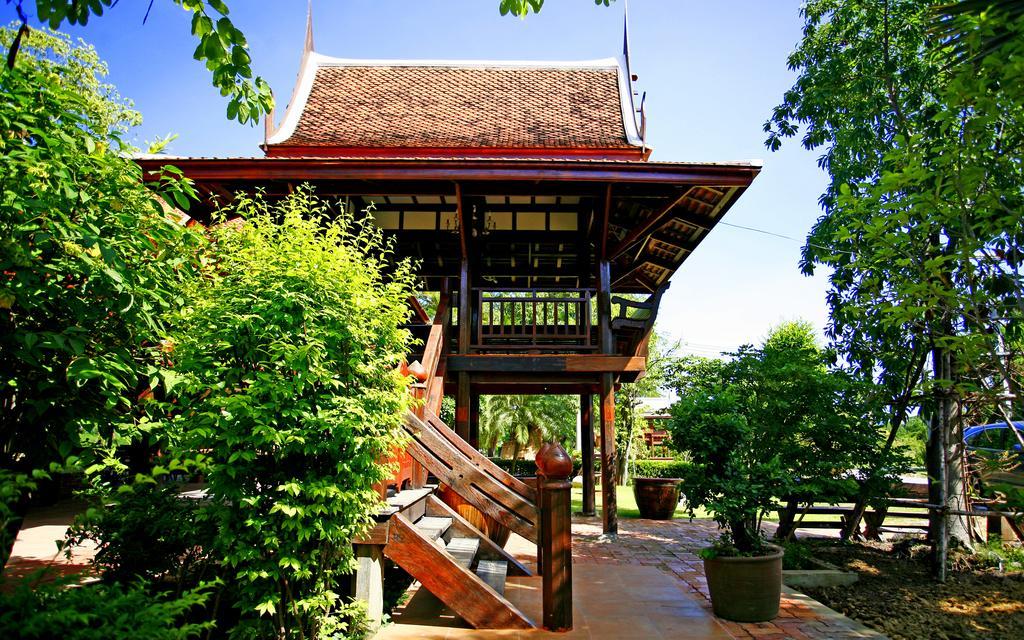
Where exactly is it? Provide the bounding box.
[266,53,643,147]
[614,55,643,147]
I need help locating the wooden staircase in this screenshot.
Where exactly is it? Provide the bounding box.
[361,483,535,629]
[355,289,573,632]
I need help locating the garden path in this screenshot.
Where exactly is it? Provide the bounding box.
[380,516,884,640]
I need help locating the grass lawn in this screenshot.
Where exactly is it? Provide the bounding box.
[570,483,711,520]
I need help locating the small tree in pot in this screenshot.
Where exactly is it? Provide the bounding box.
[667,322,886,622]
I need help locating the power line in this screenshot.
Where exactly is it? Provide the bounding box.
[718,220,854,256]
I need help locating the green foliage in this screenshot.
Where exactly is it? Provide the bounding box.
[0,576,213,640]
[630,459,692,480]
[615,332,677,484]
[779,539,816,570]
[499,0,613,17]
[969,539,1024,573]
[164,187,415,639]
[479,394,577,457]
[0,25,201,480]
[666,321,901,554]
[767,0,1024,550]
[894,416,928,467]
[18,1,272,124]
[62,483,215,587]
[932,0,1024,64]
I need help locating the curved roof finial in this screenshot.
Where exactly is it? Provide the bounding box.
[304,0,315,54]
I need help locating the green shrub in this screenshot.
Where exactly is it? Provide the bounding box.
[62,483,215,587]
[0,27,202,481]
[667,323,892,555]
[779,540,816,570]
[0,576,213,640]
[165,188,415,639]
[631,459,693,480]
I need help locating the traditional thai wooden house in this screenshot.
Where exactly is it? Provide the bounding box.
[136,15,759,631]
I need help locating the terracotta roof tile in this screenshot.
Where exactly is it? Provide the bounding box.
[268,60,640,151]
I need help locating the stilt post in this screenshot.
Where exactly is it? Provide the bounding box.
[580,393,596,516]
[537,442,573,631]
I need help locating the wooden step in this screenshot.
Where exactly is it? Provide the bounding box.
[383,513,534,629]
[475,559,508,595]
[445,537,480,569]
[416,516,453,541]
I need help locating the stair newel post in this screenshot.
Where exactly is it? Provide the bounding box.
[536,442,573,631]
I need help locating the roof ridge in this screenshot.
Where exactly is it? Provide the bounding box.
[308,53,622,70]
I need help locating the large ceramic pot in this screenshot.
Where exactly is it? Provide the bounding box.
[632,477,682,519]
[703,544,784,622]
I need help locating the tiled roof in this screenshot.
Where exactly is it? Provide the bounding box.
[265,56,643,153]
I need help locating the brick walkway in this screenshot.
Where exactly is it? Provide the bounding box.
[569,517,884,639]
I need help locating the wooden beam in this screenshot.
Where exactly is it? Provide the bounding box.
[671,210,714,231]
[650,233,697,252]
[384,513,535,629]
[424,495,532,577]
[606,188,694,261]
[446,355,645,374]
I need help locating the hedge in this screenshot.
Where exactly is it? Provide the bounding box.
[631,459,694,479]
[489,450,583,479]
[488,456,691,481]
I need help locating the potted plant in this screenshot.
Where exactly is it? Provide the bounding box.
[668,387,786,622]
[665,323,884,622]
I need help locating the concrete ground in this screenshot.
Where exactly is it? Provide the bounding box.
[3,501,885,639]
[376,517,884,640]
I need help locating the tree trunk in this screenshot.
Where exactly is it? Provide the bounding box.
[729,519,758,554]
[928,345,973,581]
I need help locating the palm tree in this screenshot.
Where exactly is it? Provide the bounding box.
[479,395,576,473]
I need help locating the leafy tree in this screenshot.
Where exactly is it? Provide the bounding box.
[765,1,1024,565]
[6,1,272,124]
[164,188,414,639]
[614,331,677,485]
[479,394,576,463]
[0,25,200,531]
[666,321,896,554]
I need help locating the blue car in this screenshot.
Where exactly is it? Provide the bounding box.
[964,422,1024,488]
[964,422,1024,456]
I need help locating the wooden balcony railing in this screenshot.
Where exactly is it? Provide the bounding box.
[473,288,596,352]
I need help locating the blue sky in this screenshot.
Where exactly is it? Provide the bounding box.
[7,0,832,357]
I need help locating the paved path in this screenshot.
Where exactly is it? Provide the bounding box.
[567,516,884,639]
[4,500,884,639]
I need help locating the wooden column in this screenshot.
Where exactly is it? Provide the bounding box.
[597,260,617,536]
[456,373,471,442]
[469,392,480,450]
[354,544,385,631]
[580,394,596,516]
[456,258,472,441]
[536,443,573,632]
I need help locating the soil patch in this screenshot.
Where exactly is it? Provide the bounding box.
[798,539,1024,640]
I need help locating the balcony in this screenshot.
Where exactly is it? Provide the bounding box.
[471,288,596,353]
